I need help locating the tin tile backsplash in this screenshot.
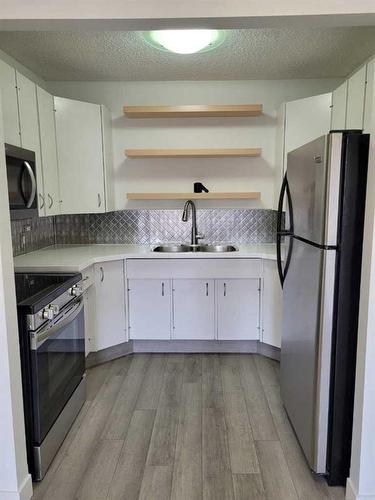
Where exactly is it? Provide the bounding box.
[11,209,278,256]
[11,216,55,257]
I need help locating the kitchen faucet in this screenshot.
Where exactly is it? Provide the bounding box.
[182,200,204,246]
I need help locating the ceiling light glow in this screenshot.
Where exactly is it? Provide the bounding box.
[144,29,224,54]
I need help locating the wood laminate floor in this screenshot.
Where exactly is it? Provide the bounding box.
[32,354,345,500]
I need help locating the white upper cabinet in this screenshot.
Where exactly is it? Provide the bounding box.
[0,60,20,146]
[217,279,260,340]
[16,72,44,216]
[363,58,374,133]
[36,86,60,216]
[54,97,114,215]
[331,81,348,131]
[346,65,367,130]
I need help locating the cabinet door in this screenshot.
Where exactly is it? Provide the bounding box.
[0,60,20,146]
[262,261,282,348]
[16,73,44,215]
[83,285,96,356]
[217,279,260,340]
[36,86,60,216]
[331,81,348,130]
[173,279,215,340]
[128,279,171,339]
[54,96,105,214]
[94,260,126,351]
[364,59,374,133]
[346,65,367,130]
[284,93,332,165]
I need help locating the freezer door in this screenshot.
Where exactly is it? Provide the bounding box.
[287,134,342,246]
[280,237,336,473]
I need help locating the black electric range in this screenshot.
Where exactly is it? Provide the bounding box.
[15,272,86,481]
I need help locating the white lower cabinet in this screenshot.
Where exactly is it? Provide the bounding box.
[125,258,280,347]
[83,284,96,356]
[172,279,215,340]
[217,279,260,340]
[128,279,171,339]
[93,260,126,351]
[262,260,283,348]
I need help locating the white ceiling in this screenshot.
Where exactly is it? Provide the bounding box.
[0,28,375,81]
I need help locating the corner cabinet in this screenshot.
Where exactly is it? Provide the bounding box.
[54,97,114,214]
[93,260,126,351]
[261,260,282,348]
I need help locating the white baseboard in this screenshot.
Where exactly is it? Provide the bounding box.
[0,473,33,500]
[346,478,375,500]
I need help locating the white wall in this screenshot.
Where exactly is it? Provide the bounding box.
[346,61,375,500]
[48,79,340,210]
[0,96,32,499]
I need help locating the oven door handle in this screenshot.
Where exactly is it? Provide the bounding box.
[31,298,84,350]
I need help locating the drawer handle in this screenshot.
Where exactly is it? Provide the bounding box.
[100,266,104,282]
[206,282,209,296]
[224,282,227,297]
[161,282,165,296]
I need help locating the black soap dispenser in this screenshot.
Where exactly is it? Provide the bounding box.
[194,182,209,193]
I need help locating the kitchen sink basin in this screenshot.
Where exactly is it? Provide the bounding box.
[152,244,238,253]
[197,244,238,253]
[153,244,191,253]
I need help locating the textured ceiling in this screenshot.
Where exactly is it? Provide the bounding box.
[0,28,375,81]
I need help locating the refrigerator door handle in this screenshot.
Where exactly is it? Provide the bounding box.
[277,173,294,236]
[276,174,294,287]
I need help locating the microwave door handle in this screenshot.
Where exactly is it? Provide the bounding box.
[22,161,37,208]
[31,298,84,350]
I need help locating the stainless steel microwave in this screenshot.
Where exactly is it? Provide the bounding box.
[5,144,38,220]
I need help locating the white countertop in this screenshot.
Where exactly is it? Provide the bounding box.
[13,243,278,273]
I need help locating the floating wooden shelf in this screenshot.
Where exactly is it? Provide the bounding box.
[123,104,263,118]
[125,148,262,159]
[127,192,261,200]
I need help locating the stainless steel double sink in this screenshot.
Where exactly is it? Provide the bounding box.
[153,244,238,253]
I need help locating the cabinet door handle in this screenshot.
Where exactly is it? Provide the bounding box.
[48,194,53,209]
[98,193,102,207]
[100,266,104,282]
[161,282,165,296]
[39,193,45,209]
[224,282,227,297]
[206,282,209,296]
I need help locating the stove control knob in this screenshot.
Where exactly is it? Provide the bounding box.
[69,284,82,297]
[41,304,59,320]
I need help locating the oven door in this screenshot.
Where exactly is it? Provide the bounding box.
[5,143,38,220]
[30,297,85,444]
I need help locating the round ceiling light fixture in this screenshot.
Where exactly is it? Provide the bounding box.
[143,29,225,54]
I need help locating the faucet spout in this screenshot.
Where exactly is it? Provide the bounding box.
[182,200,203,246]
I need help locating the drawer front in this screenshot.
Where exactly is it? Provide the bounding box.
[126,258,262,279]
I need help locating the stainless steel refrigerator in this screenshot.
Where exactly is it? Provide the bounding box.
[276,131,369,486]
